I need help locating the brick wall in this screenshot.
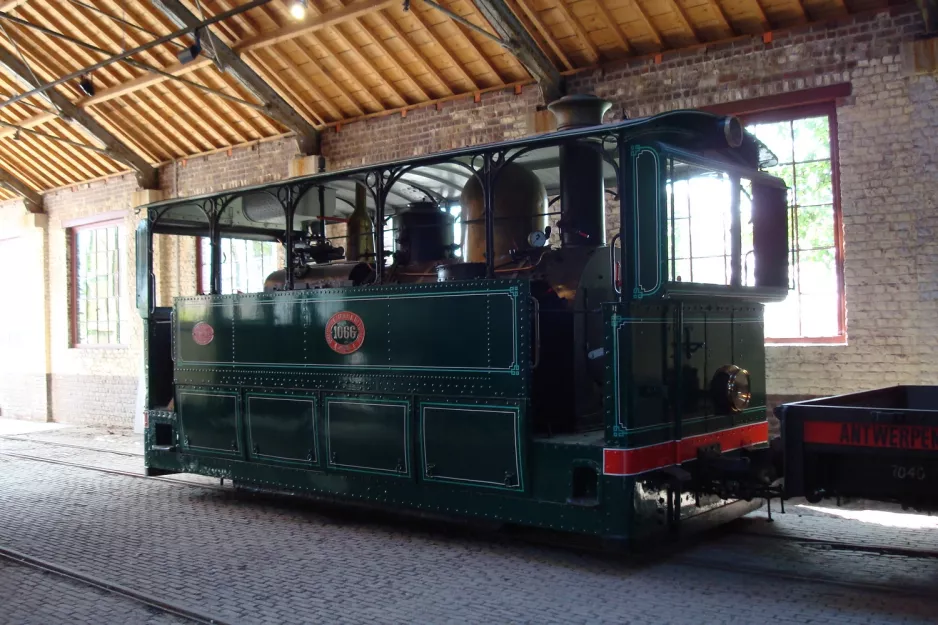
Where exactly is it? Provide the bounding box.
[323,5,937,402]
[0,6,934,427]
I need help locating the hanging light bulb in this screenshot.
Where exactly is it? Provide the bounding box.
[289,0,308,20]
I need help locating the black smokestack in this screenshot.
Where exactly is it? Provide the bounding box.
[547,94,612,248]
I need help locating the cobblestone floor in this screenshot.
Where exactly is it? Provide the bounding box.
[2,419,938,625]
[0,558,189,625]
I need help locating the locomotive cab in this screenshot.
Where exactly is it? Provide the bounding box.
[136,96,790,546]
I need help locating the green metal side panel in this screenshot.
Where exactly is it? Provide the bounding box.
[246,394,318,467]
[177,389,241,457]
[325,397,410,477]
[172,280,529,398]
[420,403,523,491]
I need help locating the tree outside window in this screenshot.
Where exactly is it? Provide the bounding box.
[71,222,124,346]
[744,104,845,343]
[199,238,280,294]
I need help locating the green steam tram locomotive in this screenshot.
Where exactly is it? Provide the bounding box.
[136,94,791,545]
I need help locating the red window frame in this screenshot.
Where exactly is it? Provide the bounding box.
[67,216,126,348]
[706,85,848,345]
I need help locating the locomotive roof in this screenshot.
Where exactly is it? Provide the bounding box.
[140,109,777,225]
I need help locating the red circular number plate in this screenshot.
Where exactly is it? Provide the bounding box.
[325,311,365,355]
[192,321,214,346]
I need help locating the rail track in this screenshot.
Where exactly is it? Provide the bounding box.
[0,545,232,625]
[0,433,143,457]
[3,447,937,604]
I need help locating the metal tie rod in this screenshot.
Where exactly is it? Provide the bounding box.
[0,11,265,112]
[415,0,509,49]
[0,0,273,111]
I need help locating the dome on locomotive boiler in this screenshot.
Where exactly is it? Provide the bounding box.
[459,162,548,263]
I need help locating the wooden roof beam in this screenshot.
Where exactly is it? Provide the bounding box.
[238,0,397,51]
[631,0,664,49]
[509,0,574,71]
[0,48,158,188]
[0,165,40,212]
[0,1,396,135]
[151,0,320,155]
[472,0,564,102]
[667,0,700,44]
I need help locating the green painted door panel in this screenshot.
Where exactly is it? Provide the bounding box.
[420,404,523,490]
[177,390,240,456]
[246,394,317,466]
[325,398,409,476]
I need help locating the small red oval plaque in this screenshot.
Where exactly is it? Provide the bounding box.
[325,311,365,355]
[192,321,214,346]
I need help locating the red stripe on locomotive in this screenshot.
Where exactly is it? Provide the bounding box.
[603,421,768,476]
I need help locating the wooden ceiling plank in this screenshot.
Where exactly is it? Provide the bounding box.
[247,49,334,124]
[138,86,216,151]
[80,9,228,152]
[630,0,664,48]
[793,0,812,22]
[0,160,42,210]
[236,0,398,52]
[38,1,203,158]
[704,0,736,36]
[372,10,455,96]
[2,136,71,188]
[26,132,97,180]
[45,119,116,176]
[239,1,380,114]
[399,1,481,90]
[322,0,431,104]
[550,0,601,63]
[508,0,574,70]
[666,0,701,44]
[0,1,29,12]
[121,95,194,156]
[0,43,157,187]
[0,148,47,190]
[187,69,260,143]
[289,37,371,116]
[414,3,507,84]
[471,0,561,96]
[345,13,434,101]
[211,1,321,133]
[304,2,411,107]
[211,69,284,136]
[18,3,135,87]
[0,1,412,136]
[0,22,121,107]
[592,0,632,53]
[91,101,166,164]
[148,84,220,151]
[152,0,319,154]
[751,0,772,29]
